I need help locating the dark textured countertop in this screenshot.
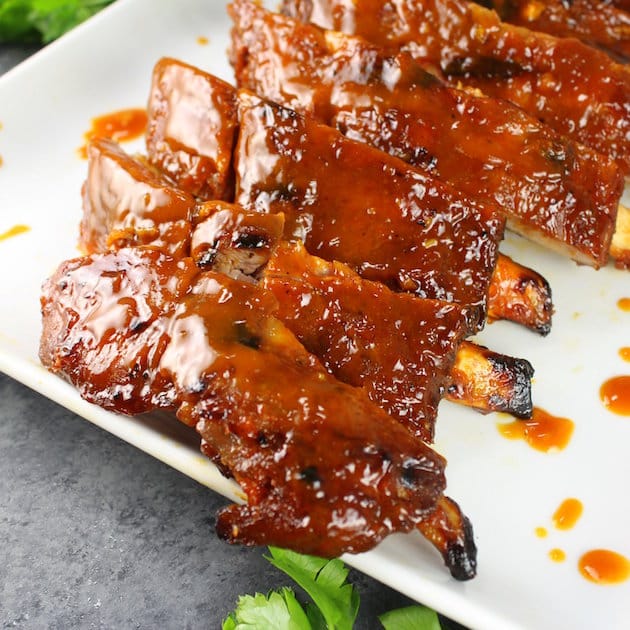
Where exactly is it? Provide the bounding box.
[0,45,455,629]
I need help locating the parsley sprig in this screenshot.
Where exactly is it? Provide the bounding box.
[222,547,443,630]
[0,0,114,44]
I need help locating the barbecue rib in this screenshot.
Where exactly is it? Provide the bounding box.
[282,0,630,175]
[234,90,504,333]
[475,0,630,61]
[81,140,533,418]
[39,247,457,564]
[147,57,554,328]
[230,0,623,272]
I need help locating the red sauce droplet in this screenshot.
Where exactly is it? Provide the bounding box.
[552,498,583,531]
[579,549,630,584]
[497,407,574,452]
[197,35,209,45]
[618,297,630,312]
[620,347,630,363]
[549,548,566,562]
[0,224,30,242]
[600,376,630,416]
[78,108,147,159]
[535,526,548,538]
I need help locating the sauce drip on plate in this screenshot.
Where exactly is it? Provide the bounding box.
[549,548,566,562]
[497,407,574,452]
[78,108,147,159]
[618,297,630,312]
[535,526,548,538]
[579,549,630,584]
[197,36,209,45]
[619,347,630,362]
[600,376,630,416]
[552,498,583,531]
[0,224,30,242]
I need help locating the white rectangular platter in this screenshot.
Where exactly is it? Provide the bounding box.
[1,1,629,628]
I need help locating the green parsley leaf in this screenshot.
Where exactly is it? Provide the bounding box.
[266,547,360,630]
[0,0,38,42]
[0,0,114,44]
[221,588,312,630]
[379,604,442,630]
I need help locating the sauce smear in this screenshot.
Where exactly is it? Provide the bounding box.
[552,498,583,531]
[600,376,630,416]
[497,407,574,452]
[535,526,548,538]
[78,108,147,159]
[618,297,630,312]
[197,36,209,45]
[0,224,30,242]
[579,549,630,584]
[620,347,630,362]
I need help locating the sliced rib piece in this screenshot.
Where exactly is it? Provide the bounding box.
[234,90,505,333]
[261,240,470,442]
[80,138,194,257]
[475,0,630,61]
[446,341,534,418]
[40,247,452,563]
[231,1,622,270]
[146,57,238,200]
[282,0,630,174]
[199,207,533,420]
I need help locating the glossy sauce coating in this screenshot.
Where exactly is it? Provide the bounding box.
[0,224,30,242]
[481,0,630,61]
[497,406,574,452]
[600,375,630,415]
[39,248,449,559]
[78,108,147,159]
[146,58,238,200]
[283,0,630,174]
[579,549,630,584]
[552,498,583,531]
[235,91,504,332]
[81,138,194,257]
[231,0,622,268]
[262,241,469,442]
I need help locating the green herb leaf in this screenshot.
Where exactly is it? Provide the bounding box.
[379,604,442,630]
[0,0,38,42]
[266,547,360,630]
[221,588,312,630]
[0,0,114,44]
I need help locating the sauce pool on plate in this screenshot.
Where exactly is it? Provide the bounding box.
[552,498,583,531]
[497,407,574,452]
[600,376,630,416]
[617,297,630,312]
[579,549,630,585]
[78,108,147,159]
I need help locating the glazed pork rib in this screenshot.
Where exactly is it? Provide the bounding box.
[475,0,630,61]
[234,90,504,333]
[39,247,462,568]
[282,0,630,176]
[230,0,623,271]
[147,56,553,330]
[81,139,533,418]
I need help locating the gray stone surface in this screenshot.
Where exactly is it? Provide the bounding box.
[0,44,468,630]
